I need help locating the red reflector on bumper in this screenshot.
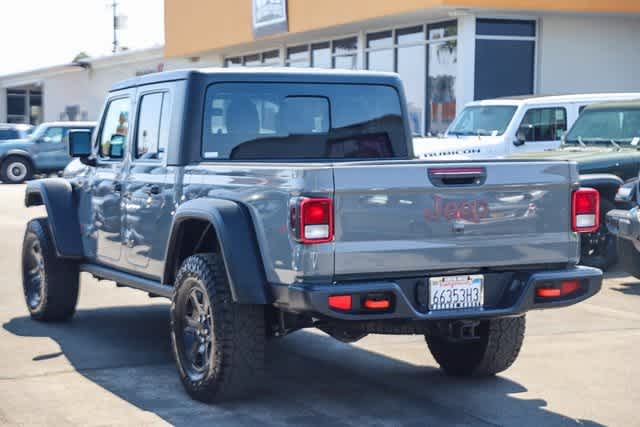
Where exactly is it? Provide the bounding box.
[328,295,352,311]
[536,280,582,299]
[536,288,561,298]
[363,299,390,310]
[561,280,580,295]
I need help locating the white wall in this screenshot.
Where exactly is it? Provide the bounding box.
[42,53,222,122]
[538,15,640,94]
[43,70,90,122]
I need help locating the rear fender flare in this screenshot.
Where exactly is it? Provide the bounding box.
[162,198,270,304]
[579,174,624,202]
[24,178,83,258]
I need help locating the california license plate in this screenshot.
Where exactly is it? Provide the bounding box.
[429,275,484,310]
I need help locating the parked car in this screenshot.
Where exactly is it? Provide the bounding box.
[414,93,640,160]
[0,123,33,141]
[23,68,602,403]
[510,99,640,270]
[607,178,640,279]
[0,121,95,183]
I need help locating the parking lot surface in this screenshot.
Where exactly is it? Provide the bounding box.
[0,183,638,426]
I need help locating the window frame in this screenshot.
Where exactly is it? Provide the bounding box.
[96,95,132,164]
[133,90,170,163]
[517,106,568,142]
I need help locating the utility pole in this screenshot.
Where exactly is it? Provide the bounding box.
[111,0,119,53]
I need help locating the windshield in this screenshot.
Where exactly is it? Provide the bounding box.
[565,108,640,146]
[447,105,517,137]
[28,124,47,140]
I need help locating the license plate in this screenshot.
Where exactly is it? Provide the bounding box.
[429,275,484,311]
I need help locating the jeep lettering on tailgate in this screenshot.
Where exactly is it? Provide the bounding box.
[424,195,490,223]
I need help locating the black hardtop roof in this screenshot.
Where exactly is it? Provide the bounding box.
[583,99,640,111]
[109,67,403,92]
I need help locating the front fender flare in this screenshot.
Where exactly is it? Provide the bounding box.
[24,178,83,258]
[163,198,270,304]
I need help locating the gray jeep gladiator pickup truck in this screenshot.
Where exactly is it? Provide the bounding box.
[21,68,603,402]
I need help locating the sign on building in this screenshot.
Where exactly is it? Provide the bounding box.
[252,0,288,38]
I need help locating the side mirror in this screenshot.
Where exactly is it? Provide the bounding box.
[108,134,126,159]
[68,129,92,157]
[514,125,534,147]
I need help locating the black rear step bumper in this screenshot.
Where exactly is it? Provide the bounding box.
[271,266,602,321]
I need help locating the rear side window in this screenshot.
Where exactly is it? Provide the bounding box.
[518,107,567,142]
[135,92,170,160]
[202,83,407,160]
[0,129,19,140]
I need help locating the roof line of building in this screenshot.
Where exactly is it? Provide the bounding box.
[0,45,165,81]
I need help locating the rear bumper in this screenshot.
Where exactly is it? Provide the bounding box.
[607,208,640,242]
[271,266,602,321]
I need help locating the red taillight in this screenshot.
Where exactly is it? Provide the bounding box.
[536,288,561,298]
[295,197,334,244]
[363,298,390,310]
[536,280,582,299]
[328,295,352,311]
[572,188,600,233]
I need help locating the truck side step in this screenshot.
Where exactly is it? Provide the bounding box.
[80,264,173,299]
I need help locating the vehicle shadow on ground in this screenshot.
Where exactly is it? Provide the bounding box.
[611,281,640,296]
[4,305,603,427]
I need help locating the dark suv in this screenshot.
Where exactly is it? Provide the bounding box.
[512,99,640,270]
[0,123,33,141]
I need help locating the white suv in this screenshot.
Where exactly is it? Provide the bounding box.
[414,93,640,160]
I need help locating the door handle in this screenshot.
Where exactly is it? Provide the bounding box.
[112,182,122,192]
[144,184,161,195]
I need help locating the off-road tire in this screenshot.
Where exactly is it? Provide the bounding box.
[425,316,525,377]
[616,238,640,280]
[580,198,617,271]
[170,253,265,402]
[21,217,79,321]
[1,155,32,184]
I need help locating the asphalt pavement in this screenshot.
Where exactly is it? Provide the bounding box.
[0,183,638,426]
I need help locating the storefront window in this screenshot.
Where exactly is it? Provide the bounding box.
[262,50,280,66]
[225,50,282,67]
[428,22,457,135]
[243,54,261,66]
[225,57,242,67]
[474,19,535,100]
[333,37,357,70]
[311,42,331,68]
[366,31,394,72]
[364,21,457,136]
[287,45,310,67]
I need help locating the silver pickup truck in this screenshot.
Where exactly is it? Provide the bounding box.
[22,68,602,403]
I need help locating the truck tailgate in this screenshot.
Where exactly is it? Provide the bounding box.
[332,161,579,276]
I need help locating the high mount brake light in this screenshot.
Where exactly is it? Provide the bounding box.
[290,197,334,244]
[572,188,599,233]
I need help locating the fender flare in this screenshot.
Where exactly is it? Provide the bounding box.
[1,149,34,167]
[579,173,624,201]
[24,178,83,258]
[162,198,270,304]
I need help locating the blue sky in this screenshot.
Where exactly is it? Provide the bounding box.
[0,0,165,76]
